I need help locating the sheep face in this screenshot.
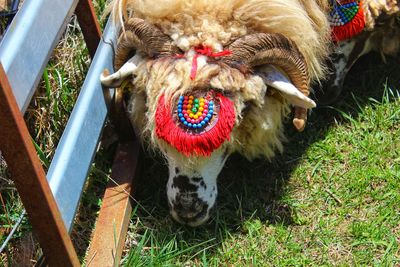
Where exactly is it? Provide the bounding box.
[125,54,267,226]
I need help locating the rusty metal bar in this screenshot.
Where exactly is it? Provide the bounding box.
[0,63,80,266]
[75,0,102,59]
[86,141,139,266]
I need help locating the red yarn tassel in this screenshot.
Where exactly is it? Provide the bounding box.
[189,45,232,80]
[332,2,365,42]
[155,94,235,157]
[190,54,200,80]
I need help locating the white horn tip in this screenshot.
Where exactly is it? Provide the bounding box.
[308,99,317,109]
[100,68,120,88]
[100,69,110,84]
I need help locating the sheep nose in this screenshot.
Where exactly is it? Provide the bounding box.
[174,193,206,218]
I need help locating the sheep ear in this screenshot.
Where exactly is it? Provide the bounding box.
[257,65,316,109]
[100,55,138,88]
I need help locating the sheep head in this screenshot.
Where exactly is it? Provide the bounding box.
[101,19,316,227]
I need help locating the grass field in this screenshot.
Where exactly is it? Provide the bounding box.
[1,3,399,265]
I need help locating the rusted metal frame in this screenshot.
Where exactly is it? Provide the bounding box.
[86,141,140,266]
[75,0,102,59]
[0,63,80,267]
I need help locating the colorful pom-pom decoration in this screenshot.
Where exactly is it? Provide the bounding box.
[176,95,215,130]
[155,91,235,157]
[329,0,365,42]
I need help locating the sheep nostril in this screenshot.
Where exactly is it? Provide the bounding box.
[193,200,203,212]
[177,193,193,210]
[172,194,208,220]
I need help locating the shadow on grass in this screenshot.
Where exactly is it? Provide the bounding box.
[127,53,400,259]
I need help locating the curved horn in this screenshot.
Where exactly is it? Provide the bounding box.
[223,33,310,131]
[115,18,181,69]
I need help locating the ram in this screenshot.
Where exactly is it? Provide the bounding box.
[101,0,397,226]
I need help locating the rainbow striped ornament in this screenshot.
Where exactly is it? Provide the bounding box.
[329,0,365,42]
[177,95,214,129]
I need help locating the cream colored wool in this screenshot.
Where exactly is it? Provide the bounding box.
[0,0,10,11]
[358,1,400,59]
[363,0,400,29]
[113,0,331,81]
